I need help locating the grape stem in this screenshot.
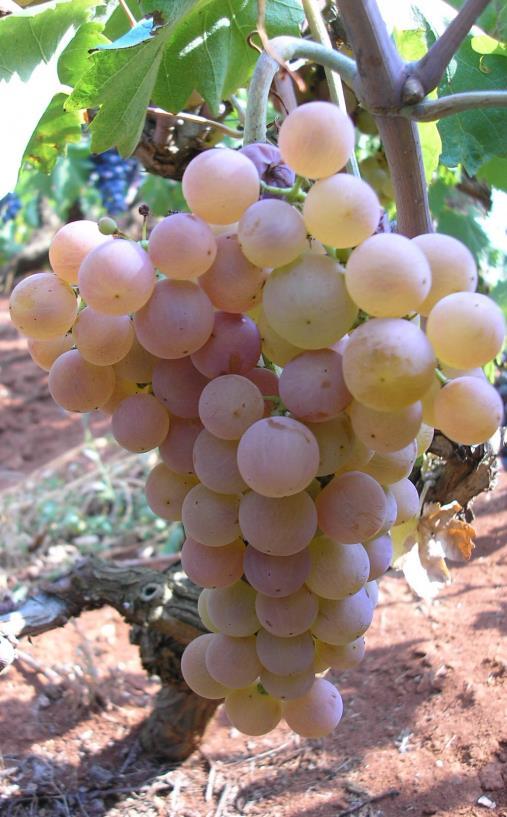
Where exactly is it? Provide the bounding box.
[435,368,450,386]
[402,91,507,122]
[147,107,243,139]
[260,176,306,202]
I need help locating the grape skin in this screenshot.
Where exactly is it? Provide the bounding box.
[181,537,245,589]
[278,101,355,179]
[279,349,352,423]
[256,630,315,675]
[27,334,74,371]
[243,545,311,597]
[237,199,307,269]
[303,174,380,249]
[224,685,282,736]
[205,634,261,688]
[412,233,478,316]
[180,634,228,700]
[198,233,267,314]
[361,440,418,485]
[348,400,422,455]
[316,471,387,544]
[49,220,111,285]
[255,587,319,638]
[206,581,260,637]
[239,491,317,556]
[10,272,78,340]
[48,350,115,412]
[72,308,134,366]
[111,393,169,453]
[283,678,344,738]
[182,148,260,225]
[144,464,197,520]
[182,484,240,547]
[79,240,156,316]
[148,212,217,280]
[306,537,370,600]
[198,375,264,441]
[434,376,504,445]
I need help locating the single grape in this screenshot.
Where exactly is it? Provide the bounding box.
[434,376,504,445]
[389,478,420,525]
[306,537,370,600]
[311,588,374,646]
[256,630,315,675]
[255,586,319,638]
[27,334,74,371]
[314,637,366,672]
[206,580,259,637]
[224,685,282,736]
[243,545,311,596]
[181,634,228,699]
[239,491,317,557]
[316,471,387,544]
[191,312,262,378]
[256,306,304,366]
[100,377,141,415]
[283,678,343,738]
[426,292,505,369]
[159,417,202,475]
[152,357,208,419]
[49,220,112,284]
[182,148,260,224]
[9,272,78,340]
[361,440,417,484]
[134,279,214,358]
[260,667,315,700]
[198,374,264,441]
[237,199,307,268]
[72,308,134,366]
[78,239,155,315]
[237,417,320,497]
[181,537,245,589]
[182,484,240,546]
[48,350,115,412]
[198,233,267,313]
[148,212,217,280]
[303,174,380,248]
[240,142,295,192]
[305,414,356,477]
[278,101,355,179]
[144,464,197,520]
[363,533,393,581]
[111,393,169,452]
[205,634,261,688]
[279,349,351,422]
[348,400,422,454]
[412,233,477,316]
[113,332,158,383]
[192,430,247,493]
[244,366,280,416]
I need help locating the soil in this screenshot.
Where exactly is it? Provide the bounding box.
[1,300,506,817]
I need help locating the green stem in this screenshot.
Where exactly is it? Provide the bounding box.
[260,177,306,202]
[435,368,449,386]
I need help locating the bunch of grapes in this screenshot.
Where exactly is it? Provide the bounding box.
[91,149,139,215]
[9,100,505,740]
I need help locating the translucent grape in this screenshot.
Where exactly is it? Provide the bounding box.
[205,634,261,688]
[159,417,202,474]
[283,678,343,738]
[421,376,441,427]
[152,357,208,419]
[260,667,315,700]
[237,417,319,497]
[412,233,478,316]
[114,332,158,383]
[48,350,115,412]
[9,272,78,340]
[148,212,217,279]
[426,292,505,369]
[78,240,155,315]
[72,308,134,366]
[279,349,351,422]
[363,533,393,580]
[348,400,422,454]
[180,634,228,699]
[182,484,240,546]
[224,685,282,736]
[192,430,247,493]
[27,334,73,371]
[342,318,436,411]
[243,545,311,596]
[237,199,307,268]
[278,101,355,179]
[316,471,387,544]
[263,255,358,349]
[303,174,380,248]
[306,537,370,600]
[345,234,431,317]
[306,414,356,477]
[145,463,197,520]
[182,148,260,224]
[181,537,245,589]
[311,588,374,645]
[256,587,319,638]
[239,490,317,556]
[206,580,259,637]
[112,393,169,452]
[256,306,304,366]
[256,630,315,675]
[314,637,365,671]
[134,279,214,358]
[49,219,111,285]
[335,434,374,475]
[244,366,279,416]
[198,589,219,633]
[389,478,420,525]
[361,440,417,484]
[191,312,261,378]
[198,233,267,313]
[416,422,435,456]
[434,376,504,445]
[198,375,264,440]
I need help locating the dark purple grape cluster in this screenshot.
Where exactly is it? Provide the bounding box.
[0,193,21,224]
[91,149,139,215]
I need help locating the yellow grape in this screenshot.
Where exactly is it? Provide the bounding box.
[426,292,505,369]
[9,272,78,340]
[303,174,380,249]
[412,233,477,316]
[278,101,355,179]
[434,376,504,445]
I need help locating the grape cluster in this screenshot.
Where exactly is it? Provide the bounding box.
[91,149,139,215]
[9,100,505,740]
[0,193,21,224]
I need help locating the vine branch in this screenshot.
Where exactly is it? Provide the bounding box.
[402,90,507,121]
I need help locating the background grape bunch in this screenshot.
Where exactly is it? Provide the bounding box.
[8,101,505,740]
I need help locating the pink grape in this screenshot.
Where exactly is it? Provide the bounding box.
[159,417,203,474]
[198,233,267,313]
[49,219,112,284]
[349,400,423,454]
[224,685,282,736]
[434,376,504,445]
[239,491,317,556]
[316,471,387,544]
[114,332,158,383]
[148,212,217,279]
[306,537,370,600]
[100,378,140,415]
[260,667,315,700]
[182,147,260,224]
[78,240,155,315]
[192,430,247,493]
[144,464,197,520]
[237,417,320,497]
[205,634,261,688]
[243,545,311,597]
[311,588,374,645]
[181,634,228,699]
[152,357,208,419]
[191,312,261,378]
[27,334,73,371]
[314,637,366,671]
[283,678,344,738]
[244,366,279,416]
[256,629,315,675]
[206,580,260,637]
[181,484,240,546]
[237,199,307,268]
[72,308,134,366]
[48,349,115,412]
[180,537,245,588]
[412,232,478,316]
[111,393,169,452]
[364,534,393,580]
[279,349,351,422]
[255,587,319,637]
[9,272,78,340]
[305,414,356,477]
[198,375,264,440]
[278,101,355,179]
[134,279,214,358]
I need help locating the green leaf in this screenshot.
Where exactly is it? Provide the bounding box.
[441,0,507,42]
[103,0,141,40]
[471,34,507,57]
[67,0,302,155]
[58,21,109,86]
[22,92,82,172]
[489,279,507,321]
[139,174,186,216]
[476,156,507,192]
[437,38,507,174]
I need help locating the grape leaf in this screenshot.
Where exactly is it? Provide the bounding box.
[476,156,507,191]
[22,92,82,172]
[67,0,303,156]
[58,21,110,86]
[441,0,507,42]
[437,38,507,174]
[103,0,141,40]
